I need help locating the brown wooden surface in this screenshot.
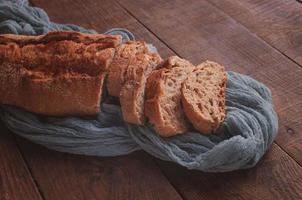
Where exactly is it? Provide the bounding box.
[17,138,182,200]
[207,0,302,66]
[157,144,302,200]
[0,124,42,200]
[1,0,302,199]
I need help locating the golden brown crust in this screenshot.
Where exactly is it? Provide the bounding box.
[120,52,162,125]
[0,31,121,46]
[144,56,194,137]
[0,31,121,116]
[19,73,106,116]
[181,61,227,134]
[106,41,149,97]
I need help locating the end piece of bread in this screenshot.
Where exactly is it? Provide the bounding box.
[144,56,194,137]
[120,52,162,125]
[106,41,149,97]
[181,61,227,134]
[0,31,121,116]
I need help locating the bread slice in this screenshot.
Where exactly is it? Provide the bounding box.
[181,61,227,134]
[120,52,162,125]
[106,41,149,97]
[0,31,121,116]
[144,56,194,137]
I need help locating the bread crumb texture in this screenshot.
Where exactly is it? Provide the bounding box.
[145,56,194,137]
[181,61,227,134]
[120,52,162,125]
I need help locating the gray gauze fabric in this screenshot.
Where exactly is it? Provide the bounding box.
[0,0,278,172]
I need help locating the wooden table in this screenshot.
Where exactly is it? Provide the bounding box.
[1,0,302,199]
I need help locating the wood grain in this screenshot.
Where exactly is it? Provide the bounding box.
[206,0,302,66]
[156,144,302,200]
[17,137,182,200]
[17,0,181,199]
[31,0,173,58]
[0,124,42,200]
[118,0,302,165]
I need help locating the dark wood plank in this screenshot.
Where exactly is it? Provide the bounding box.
[17,0,181,199]
[16,137,182,200]
[155,144,302,200]
[0,124,42,200]
[118,0,302,166]
[31,0,173,58]
[206,0,302,66]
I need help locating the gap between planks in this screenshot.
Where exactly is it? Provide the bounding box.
[203,0,302,69]
[13,135,46,200]
[0,124,44,200]
[115,0,179,57]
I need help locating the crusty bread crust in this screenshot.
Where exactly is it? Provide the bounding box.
[162,55,193,69]
[19,73,106,116]
[144,56,194,137]
[0,31,121,46]
[0,31,121,116]
[106,41,149,97]
[181,61,227,134]
[120,52,162,125]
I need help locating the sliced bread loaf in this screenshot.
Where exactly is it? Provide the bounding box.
[181,61,227,134]
[144,56,194,137]
[120,52,162,125]
[106,41,149,97]
[0,31,121,116]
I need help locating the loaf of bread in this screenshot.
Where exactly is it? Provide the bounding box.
[0,31,227,137]
[106,41,149,97]
[181,61,227,134]
[120,52,162,125]
[0,31,121,116]
[144,56,194,137]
